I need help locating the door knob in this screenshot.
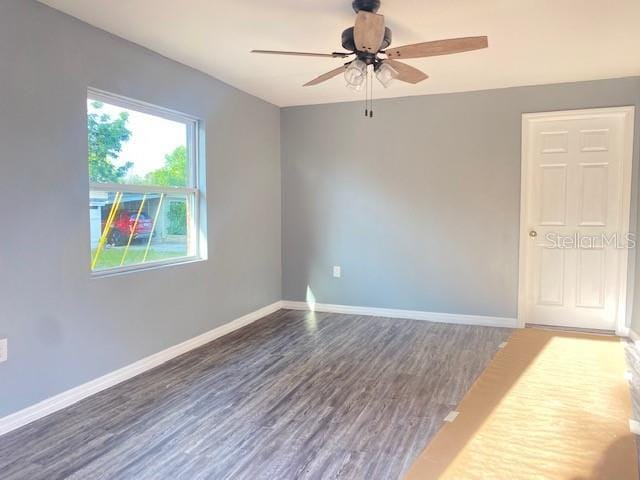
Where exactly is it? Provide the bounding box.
[529,230,538,238]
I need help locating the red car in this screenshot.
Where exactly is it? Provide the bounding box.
[107,210,154,246]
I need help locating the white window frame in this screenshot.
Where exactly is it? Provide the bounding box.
[88,88,204,276]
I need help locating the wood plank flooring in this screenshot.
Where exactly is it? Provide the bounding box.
[0,309,511,479]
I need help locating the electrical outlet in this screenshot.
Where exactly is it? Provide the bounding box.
[0,339,7,363]
[333,266,341,278]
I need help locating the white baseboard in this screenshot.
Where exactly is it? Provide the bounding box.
[0,301,283,436]
[617,326,631,338]
[629,328,640,344]
[280,301,518,328]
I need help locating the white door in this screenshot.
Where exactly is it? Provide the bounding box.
[519,107,634,331]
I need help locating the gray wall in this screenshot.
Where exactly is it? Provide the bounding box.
[2,0,640,421]
[0,0,281,417]
[282,78,640,322]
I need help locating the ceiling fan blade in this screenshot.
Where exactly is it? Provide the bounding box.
[385,36,488,59]
[354,11,386,53]
[251,50,352,59]
[385,60,429,84]
[303,65,349,87]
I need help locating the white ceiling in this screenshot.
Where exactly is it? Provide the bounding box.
[39,0,640,107]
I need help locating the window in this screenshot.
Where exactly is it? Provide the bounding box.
[88,89,203,274]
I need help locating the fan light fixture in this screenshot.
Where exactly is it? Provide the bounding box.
[252,0,489,118]
[375,62,398,88]
[344,59,367,87]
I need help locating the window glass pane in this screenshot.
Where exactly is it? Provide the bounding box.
[90,190,192,271]
[87,100,189,187]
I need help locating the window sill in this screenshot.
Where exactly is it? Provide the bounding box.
[90,256,206,279]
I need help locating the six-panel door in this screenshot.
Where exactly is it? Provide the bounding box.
[520,108,634,331]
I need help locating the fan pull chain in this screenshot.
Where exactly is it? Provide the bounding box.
[361,65,375,119]
[364,66,369,118]
[367,68,371,118]
[369,68,374,118]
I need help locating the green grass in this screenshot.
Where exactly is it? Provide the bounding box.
[92,245,187,270]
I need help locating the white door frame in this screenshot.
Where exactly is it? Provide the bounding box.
[518,106,635,335]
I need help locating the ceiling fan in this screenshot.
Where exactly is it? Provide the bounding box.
[252,0,488,95]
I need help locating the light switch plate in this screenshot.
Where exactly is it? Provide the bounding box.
[0,339,7,363]
[333,266,341,278]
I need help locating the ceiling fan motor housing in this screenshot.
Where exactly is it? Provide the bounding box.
[352,0,381,13]
[342,26,392,53]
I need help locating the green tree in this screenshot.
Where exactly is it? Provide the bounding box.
[145,145,187,187]
[146,146,189,235]
[167,202,187,235]
[88,101,133,183]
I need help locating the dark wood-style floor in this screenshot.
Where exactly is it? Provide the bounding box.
[0,309,512,480]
